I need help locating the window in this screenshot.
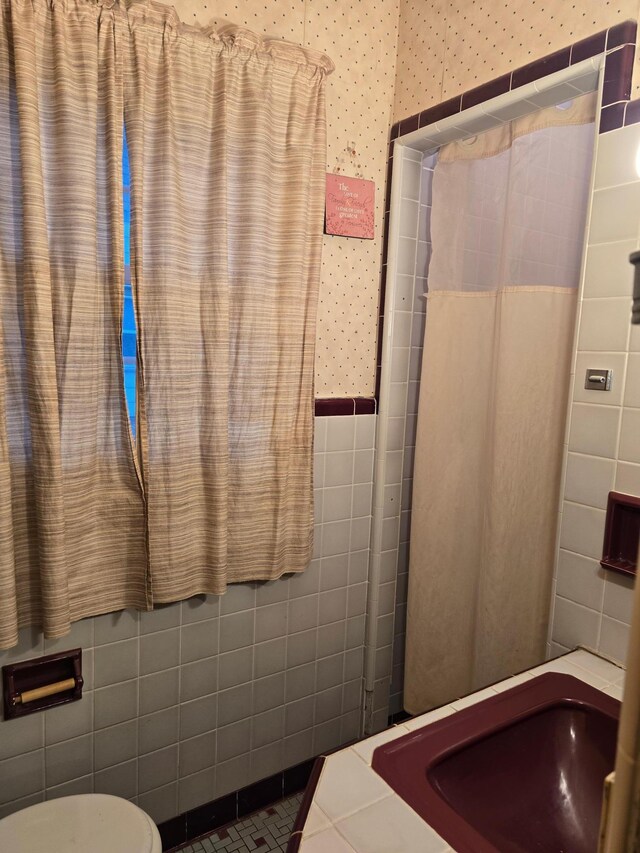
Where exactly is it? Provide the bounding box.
[122,132,137,436]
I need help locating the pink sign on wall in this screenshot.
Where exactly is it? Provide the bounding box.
[325,174,375,239]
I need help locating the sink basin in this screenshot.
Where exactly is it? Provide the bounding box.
[372,673,620,853]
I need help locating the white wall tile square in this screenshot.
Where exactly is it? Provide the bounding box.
[400,159,421,201]
[555,549,605,611]
[593,123,640,190]
[624,354,640,407]
[314,418,328,452]
[599,616,630,665]
[568,403,620,458]
[559,501,606,560]
[327,418,356,453]
[392,311,413,347]
[589,183,640,244]
[396,238,417,276]
[583,240,638,298]
[355,416,376,450]
[615,461,640,495]
[619,407,640,463]
[603,574,635,625]
[577,298,632,352]
[551,597,600,650]
[394,275,415,310]
[325,453,356,488]
[390,347,410,382]
[398,199,419,238]
[564,452,615,509]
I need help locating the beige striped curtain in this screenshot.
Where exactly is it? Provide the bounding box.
[0,0,332,648]
[0,0,148,649]
[124,3,333,601]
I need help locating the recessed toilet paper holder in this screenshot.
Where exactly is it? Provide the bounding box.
[2,648,83,720]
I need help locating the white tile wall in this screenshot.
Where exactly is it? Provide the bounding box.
[371,148,435,722]
[0,416,375,823]
[550,122,640,667]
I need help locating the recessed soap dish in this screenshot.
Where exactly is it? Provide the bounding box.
[600,491,640,578]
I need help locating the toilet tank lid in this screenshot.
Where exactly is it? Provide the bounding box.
[0,794,162,853]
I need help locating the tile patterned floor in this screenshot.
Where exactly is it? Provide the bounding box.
[177,792,303,853]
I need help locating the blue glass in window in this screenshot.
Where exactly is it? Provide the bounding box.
[122,130,136,436]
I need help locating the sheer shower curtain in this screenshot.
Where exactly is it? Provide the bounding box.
[404,95,596,713]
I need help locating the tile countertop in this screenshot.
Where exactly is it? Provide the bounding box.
[296,649,625,853]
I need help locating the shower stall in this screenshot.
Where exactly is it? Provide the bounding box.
[364,58,603,730]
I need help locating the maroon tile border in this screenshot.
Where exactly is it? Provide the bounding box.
[625,97,640,125]
[461,74,510,110]
[570,31,607,65]
[607,18,638,49]
[379,20,638,414]
[600,101,627,133]
[419,96,461,130]
[390,21,636,141]
[160,758,316,852]
[314,397,376,416]
[511,45,571,89]
[603,43,635,105]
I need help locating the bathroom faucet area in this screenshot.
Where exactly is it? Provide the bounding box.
[0,3,639,853]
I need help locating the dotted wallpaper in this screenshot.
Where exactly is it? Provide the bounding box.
[393,0,640,121]
[146,1,637,396]
[165,0,402,398]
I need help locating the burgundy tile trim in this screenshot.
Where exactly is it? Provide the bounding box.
[602,44,635,106]
[625,97,640,125]
[382,216,390,265]
[375,371,382,403]
[511,46,571,89]
[378,267,387,316]
[238,775,283,818]
[570,31,607,65]
[607,19,638,49]
[314,398,355,416]
[400,113,420,135]
[159,816,186,851]
[184,793,237,844]
[390,121,400,140]
[384,155,393,212]
[312,398,376,419]
[461,73,511,110]
[284,758,316,797]
[289,757,325,841]
[354,397,376,415]
[600,101,627,133]
[376,312,385,365]
[418,95,461,128]
[161,759,318,851]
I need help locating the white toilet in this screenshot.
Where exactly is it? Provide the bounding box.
[0,793,162,852]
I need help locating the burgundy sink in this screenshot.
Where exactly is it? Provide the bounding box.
[372,673,620,853]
